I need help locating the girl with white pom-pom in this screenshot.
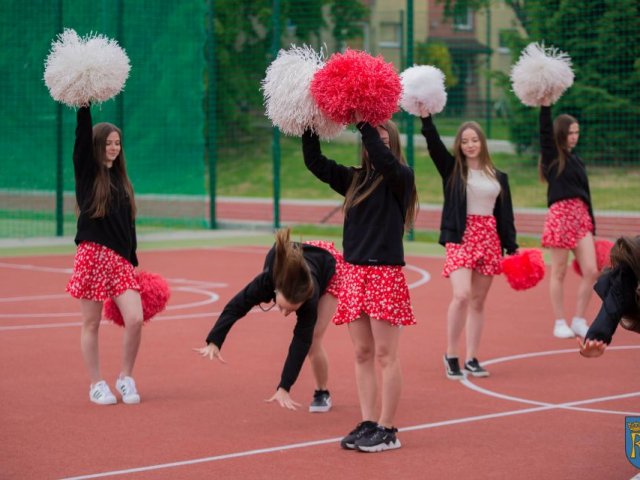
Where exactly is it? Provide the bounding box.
[418,104,518,380]
[302,111,419,452]
[65,104,144,407]
[538,96,598,340]
[45,29,143,406]
[509,42,597,340]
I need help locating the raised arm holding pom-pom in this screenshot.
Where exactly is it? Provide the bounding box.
[421,109,518,380]
[302,115,419,451]
[538,101,597,340]
[66,104,144,406]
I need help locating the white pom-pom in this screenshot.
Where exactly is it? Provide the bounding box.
[44,28,131,107]
[261,45,344,139]
[510,42,574,107]
[399,65,447,116]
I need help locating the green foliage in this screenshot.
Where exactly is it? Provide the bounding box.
[470,0,640,164]
[210,0,369,139]
[330,0,370,47]
[414,40,458,88]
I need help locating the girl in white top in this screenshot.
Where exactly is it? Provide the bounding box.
[420,107,518,379]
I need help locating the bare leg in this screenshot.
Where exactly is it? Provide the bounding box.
[548,248,570,320]
[308,294,337,390]
[370,319,401,428]
[465,272,494,361]
[347,316,377,421]
[572,233,598,319]
[80,299,104,384]
[446,268,472,358]
[113,289,143,377]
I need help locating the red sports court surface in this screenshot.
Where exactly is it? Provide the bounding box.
[0,243,638,479]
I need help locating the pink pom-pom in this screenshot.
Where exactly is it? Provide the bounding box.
[501,249,546,291]
[310,49,402,126]
[572,239,614,276]
[103,271,170,326]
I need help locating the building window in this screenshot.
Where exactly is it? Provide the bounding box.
[379,22,402,48]
[453,8,473,31]
[498,29,517,54]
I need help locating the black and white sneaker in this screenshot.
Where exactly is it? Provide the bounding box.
[340,421,378,450]
[355,425,401,452]
[443,355,465,380]
[464,358,489,377]
[309,389,332,413]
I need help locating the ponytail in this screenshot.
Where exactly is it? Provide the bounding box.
[273,228,314,304]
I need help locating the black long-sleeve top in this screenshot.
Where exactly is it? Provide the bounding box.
[302,123,414,266]
[585,264,639,344]
[420,116,518,254]
[205,243,336,392]
[539,106,595,234]
[73,107,138,265]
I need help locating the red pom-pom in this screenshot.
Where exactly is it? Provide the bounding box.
[572,239,614,276]
[501,249,546,291]
[103,271,170,326]
[310,49,402,126]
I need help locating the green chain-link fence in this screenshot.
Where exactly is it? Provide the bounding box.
[1,0,638,238]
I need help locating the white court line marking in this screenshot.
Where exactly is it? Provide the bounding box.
[0,293,69,302]
[0,261,72,274]
[0,261,431,329]
[0,286,219,319]
[59,389,639,480]
[58,347,639,480]
[460,346,640,416]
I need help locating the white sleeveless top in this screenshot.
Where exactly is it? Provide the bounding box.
[466,168,500,216]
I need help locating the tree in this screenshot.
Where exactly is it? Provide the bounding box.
[438,0,640,163]
[209,0,369,139]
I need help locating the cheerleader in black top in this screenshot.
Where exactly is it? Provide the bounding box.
[539,100,598,339]
[302,112,419,452]
[579,236,640,357]
[420,105,518,380]
[66,105,143,406]
[194,228,344,412]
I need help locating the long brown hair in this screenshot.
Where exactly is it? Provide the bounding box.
[610,236,640,281]
[343,120,419,231]
[538,113,578,181]
[610,235,640,332]
[273,228,314,304]
[88,122,136,219]
[449,121,498,191]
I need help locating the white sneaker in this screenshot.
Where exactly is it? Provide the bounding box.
[553,319,575,338]
[115,376,141,404]
[89,380,117,405]
[571,317,590,338]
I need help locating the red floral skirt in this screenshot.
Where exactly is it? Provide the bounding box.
[542,198,593,249]
[443,215,502,277]
[304,240,345,297]
[332,263,415,327]
[66,242,139,301]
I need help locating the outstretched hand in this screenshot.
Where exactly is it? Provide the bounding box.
[192,343,227,363]
[265,388,302,411]
[577,337,607,358]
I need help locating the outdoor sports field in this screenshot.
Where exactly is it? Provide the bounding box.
[1,231,638,479]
